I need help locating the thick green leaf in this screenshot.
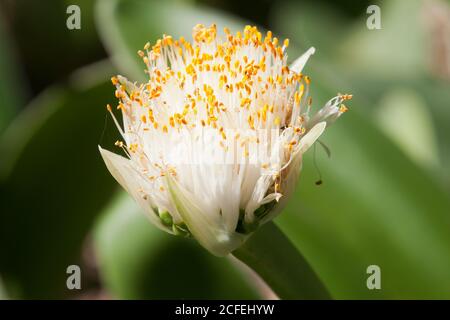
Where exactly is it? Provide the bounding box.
[96,0,249,81]
[94,193,259,299]
[0,61,119,298]
[233,222,330,300]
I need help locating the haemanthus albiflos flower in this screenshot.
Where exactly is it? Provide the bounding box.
[99,24,351,256]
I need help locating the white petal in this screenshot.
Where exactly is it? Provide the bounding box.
[297,121,327,154]
[290,47,316,73]
[281,121,327,172]
[98,146,169,232]
[244,174,274,223]
[308,96,346,129]
[269,122,327,221]
[166,174,246,256]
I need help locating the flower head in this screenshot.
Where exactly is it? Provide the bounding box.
[99,24,351,256]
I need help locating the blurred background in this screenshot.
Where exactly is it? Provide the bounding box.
[0,0,450,299]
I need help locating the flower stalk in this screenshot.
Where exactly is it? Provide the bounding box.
[233,221,331,300]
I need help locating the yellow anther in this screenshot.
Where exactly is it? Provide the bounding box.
[107,24,323,164]
[304,76,311,85]
[247,115,255,129]
[273,37,278,46]
[342,94,353,100]
[240,97,251,107]
[164,35,173,46]
[339,104,349,113]
[129,143,138,153]
[276,75,283,84]
[274,116,281,126]
[186,64,195,76]
[193,23,217,43]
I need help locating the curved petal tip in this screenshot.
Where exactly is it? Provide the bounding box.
[290,47,316,74]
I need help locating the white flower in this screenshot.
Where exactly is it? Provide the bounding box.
[99,24,351,256]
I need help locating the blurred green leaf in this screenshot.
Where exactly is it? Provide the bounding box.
[94,192,259,299]
[351,80,450,188]
[375,88,439,169]
[338,0,426,80]
[0,11,26,133]
[271,1,347,57]
[418,81,450,187]
[277,84,450,299]
[0,61,119,298]
[272,0,450,189]
[96,0,248,81]
[3,0,105,94]
[0,275,8,300]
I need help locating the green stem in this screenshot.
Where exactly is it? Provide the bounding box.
[232,221,331,300]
